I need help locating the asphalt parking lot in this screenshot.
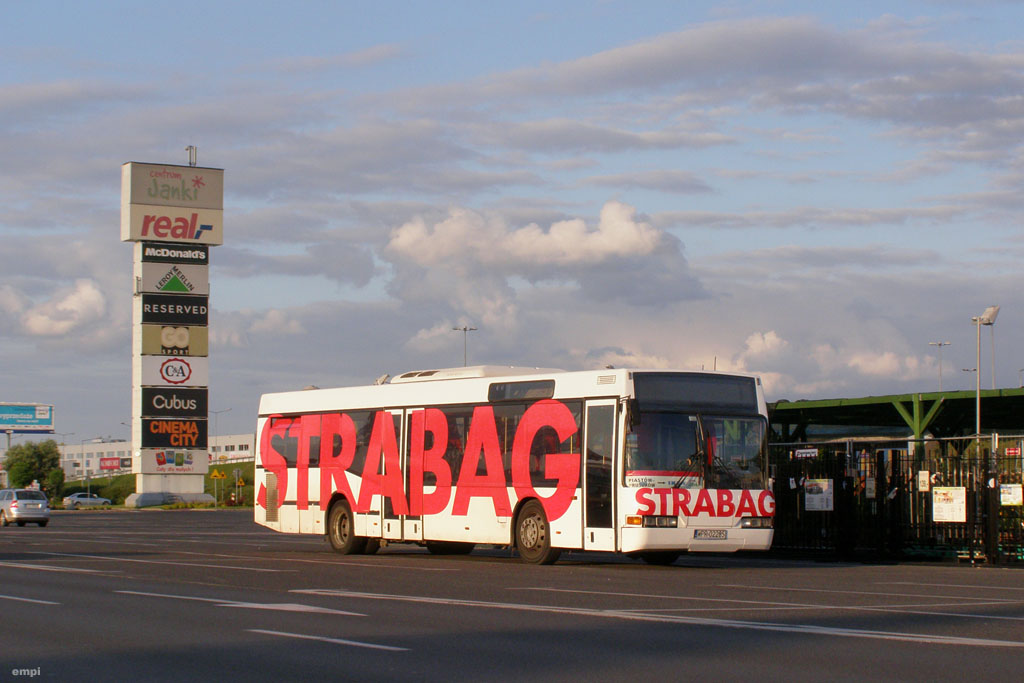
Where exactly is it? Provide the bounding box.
[1,509,1022,681]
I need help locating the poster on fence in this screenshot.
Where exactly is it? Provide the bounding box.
[1000,484,1023,506]
[804,478,834,511]
[932,486,966,522]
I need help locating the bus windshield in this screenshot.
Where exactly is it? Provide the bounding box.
[624,412,766,490]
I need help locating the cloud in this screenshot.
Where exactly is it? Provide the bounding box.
[20,279,106,336]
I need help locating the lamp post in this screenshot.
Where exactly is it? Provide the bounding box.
[929,341,951,391]
[80,436,103,495]
[452,325,477,367]
[971,306,999,437]
[210,408,231,460]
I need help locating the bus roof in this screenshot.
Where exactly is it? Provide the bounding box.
[257,367,763,417]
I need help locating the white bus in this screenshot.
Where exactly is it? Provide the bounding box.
[254,366,774,564]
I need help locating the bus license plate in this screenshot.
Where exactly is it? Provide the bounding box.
[694,529,727,540]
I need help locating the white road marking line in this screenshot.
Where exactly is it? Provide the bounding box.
[294,589,1024,648]
[513,587,1024,619]
[0,560,118,574]
[718,584,1018,603]
[883,582,1024,592]
[171,551,459,571]
[39,551,288,572]
[512,586,830,608]
[116,590,366,616]
[0,593,60,605]
[248,629,408,652]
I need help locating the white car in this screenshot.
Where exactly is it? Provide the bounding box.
[62,492,112,509]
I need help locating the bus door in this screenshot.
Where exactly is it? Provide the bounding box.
[583,400,616,551]
[401,408,426,543]
[381,408,406,542]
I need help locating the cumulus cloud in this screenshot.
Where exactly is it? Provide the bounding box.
[20,279,105,336]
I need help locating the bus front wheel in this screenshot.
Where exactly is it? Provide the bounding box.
[327,499,368,555]
[515,500,560,565]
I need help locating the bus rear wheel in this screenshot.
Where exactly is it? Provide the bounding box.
[327,499,367,555]
[515,500,560,565]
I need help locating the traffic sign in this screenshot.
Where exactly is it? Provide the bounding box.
[210,470,227,480]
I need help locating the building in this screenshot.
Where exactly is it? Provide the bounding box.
[56,433,255,480]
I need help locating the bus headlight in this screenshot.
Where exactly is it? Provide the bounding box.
[740,517,773,529]
[641,516,678,528]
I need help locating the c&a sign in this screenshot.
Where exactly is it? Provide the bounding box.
[141,356,208,387]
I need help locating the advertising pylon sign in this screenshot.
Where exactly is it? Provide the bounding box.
[122,161,223,507]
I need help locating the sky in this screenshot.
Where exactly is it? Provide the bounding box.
[2,0,1024,442]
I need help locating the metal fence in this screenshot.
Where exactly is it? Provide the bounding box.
[769,435,1024,564]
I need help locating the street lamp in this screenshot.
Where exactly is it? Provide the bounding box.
[210,408,232,458]
[929,341,951,391]
[80,436,104,495]
[452,325,478,367]
[971,306,999,437]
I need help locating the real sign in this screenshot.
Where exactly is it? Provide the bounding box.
[122,204,223,245]
[141,356,208,388]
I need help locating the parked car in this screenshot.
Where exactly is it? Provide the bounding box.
[0,488,51,527]
[62,492,112,509]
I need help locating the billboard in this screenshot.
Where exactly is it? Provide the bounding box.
[140,262,209,295]
[141,356,209,388]
[141,294,208,326]
[100,457,121,471]
[140,387,208,418]
[137,448,209,475]
[141,418,207,449]
[141,325,209,356]
[0,403,55,433]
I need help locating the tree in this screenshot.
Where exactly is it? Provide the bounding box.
[3,440,62,494]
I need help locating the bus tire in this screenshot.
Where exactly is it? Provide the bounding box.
[637,551,679,566]
[515,500,560,565]
[426,541,475,555]
[327,499,367,555]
